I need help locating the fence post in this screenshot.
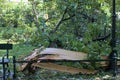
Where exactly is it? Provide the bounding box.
[13,56,16,79]
[2,57,5,80]
[110,0,118,76]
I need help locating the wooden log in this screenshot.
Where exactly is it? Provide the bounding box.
[20,63,28,71]
[32,62,97,74]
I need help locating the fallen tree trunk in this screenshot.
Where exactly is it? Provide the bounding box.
[20,48,88,72]
[20,48,120,74]
[40,48,87,60]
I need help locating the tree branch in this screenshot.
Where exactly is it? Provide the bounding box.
[80,12,96,22]
[92,34,110,41]
[50,7,68,34]
[31,1,39,27]
[50,8,96,34]
[45,16,57,22]
[62,14,75,21]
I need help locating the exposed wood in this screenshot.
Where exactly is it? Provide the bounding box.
[32,62,97,74]
[20,48,88,72]
[24,48,40,60]
[20,48,41,71]
[100,56,109,67]
[20,63,28,71]
[40,48,87,60]
[20,48,120,74]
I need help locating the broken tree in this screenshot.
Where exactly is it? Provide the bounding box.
[20,48,119,74]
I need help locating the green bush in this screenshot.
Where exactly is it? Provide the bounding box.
[1,28,14,39]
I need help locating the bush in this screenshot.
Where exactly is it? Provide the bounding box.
[1,28,14,39]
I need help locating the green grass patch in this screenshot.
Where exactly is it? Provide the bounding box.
[0,40,35,59]
[0,39,8,43]
[10,44,36,58]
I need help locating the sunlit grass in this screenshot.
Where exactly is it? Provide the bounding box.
[0,39,35,59]
[0,39,9,43]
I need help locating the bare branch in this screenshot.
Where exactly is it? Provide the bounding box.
[62,14,75,21]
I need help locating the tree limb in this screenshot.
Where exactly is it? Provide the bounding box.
[92,34,110,41]
[62,14,75,21]
[50,7,68,34]
[50,7,96,34]
[80,12,96,22]
[45,16,57,22]
[31,1,39,27]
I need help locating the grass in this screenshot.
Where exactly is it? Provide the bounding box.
[0,39,35,58]
[10,44,36,58]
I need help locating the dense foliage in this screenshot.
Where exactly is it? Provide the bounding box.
[0,0,120,60]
